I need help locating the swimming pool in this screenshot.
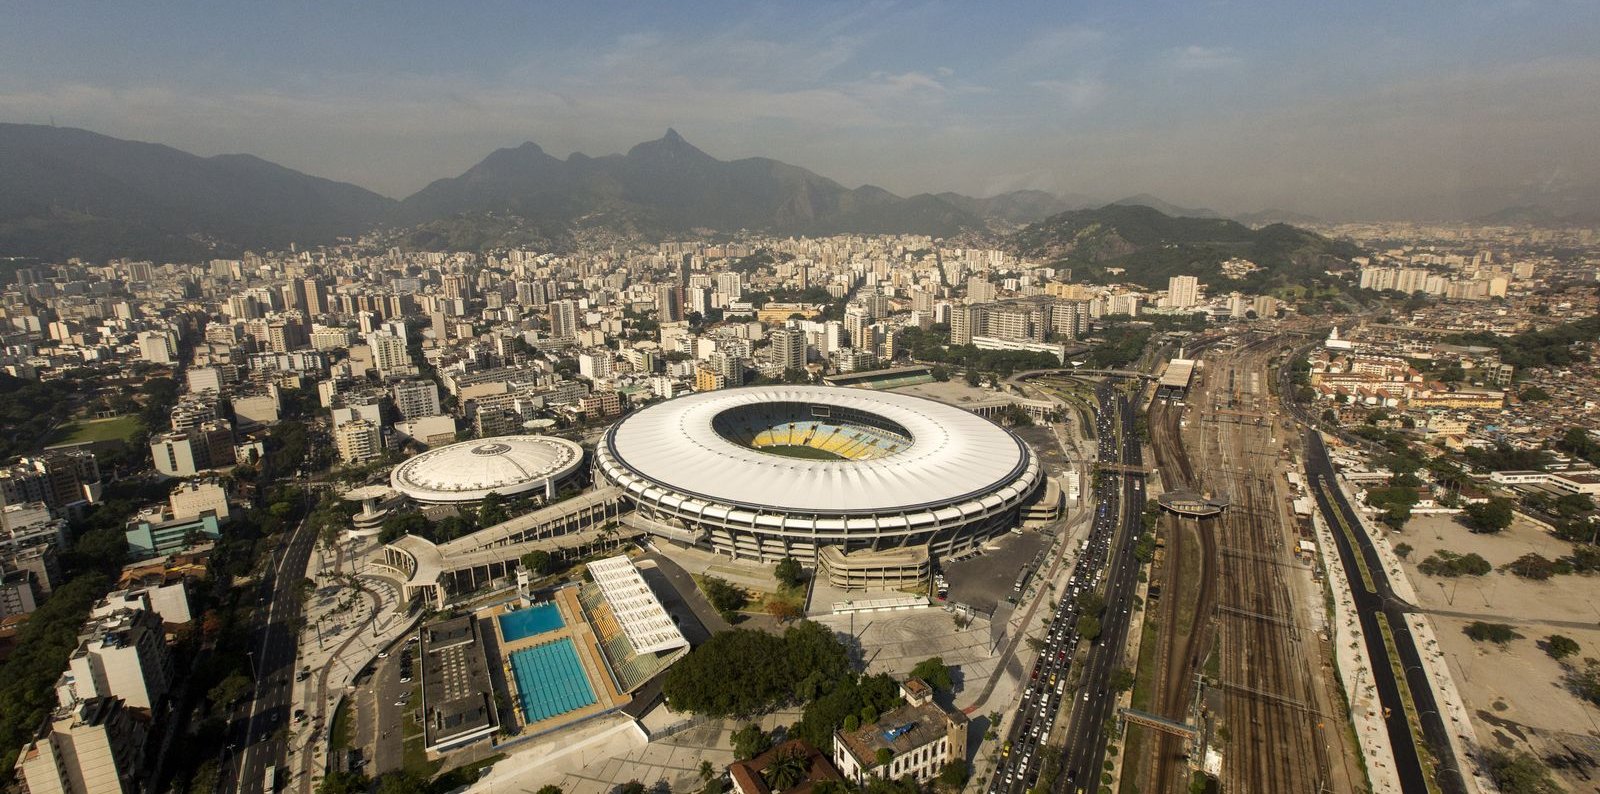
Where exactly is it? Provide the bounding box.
[508,639,597,723]
[498,603,564,642]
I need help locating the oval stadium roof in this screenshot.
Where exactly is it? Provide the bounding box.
[390,435,584,504]
[602,385,1031,514]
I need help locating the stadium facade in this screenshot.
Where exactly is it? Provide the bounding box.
[595,385,1045,562]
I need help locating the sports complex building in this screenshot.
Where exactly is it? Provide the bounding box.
[381,385,1056,607]
[390,435,585,505]
[596,385,1048,564]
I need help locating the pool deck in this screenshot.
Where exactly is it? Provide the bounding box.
[486,588,629,735]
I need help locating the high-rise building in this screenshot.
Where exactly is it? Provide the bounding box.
[949,304,988,346]
[1166,275,1200,309]
[392,380,442,420]
[966,276,997,304]
[149,420,235,477]
[334,419,383,464]
[15,697,148,794]
[548,300,579,341]
[0,452,101,512]
[656,284,683,323]
[770,328,807,373]
[578,351,615,382]
[370,332,415,378]
[61,608,174,710]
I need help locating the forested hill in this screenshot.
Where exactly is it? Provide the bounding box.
[1009,203,1362,291]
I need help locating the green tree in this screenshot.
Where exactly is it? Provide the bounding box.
[937,760,971,789]
[318,771,371,794]
[1464,622,1520,645]
[731,724,771,761]
[700,576,748,615]
[763,747,809,791]
[1505,553,1555,581]
[376,770,429,794]
[619,782,647,794]
[1108,668,1135,692]
[1481,749,1561,794]
[774,557,804,589]
[1077,615,1102,642]
[699,761,715,783]
[875,748,894,767]
[910,657,954,692]
[520,549,557,576]
[1463,498,1514,533]
[478,491,509,526]
[1546,634,1580,661]
[208,671,253,708]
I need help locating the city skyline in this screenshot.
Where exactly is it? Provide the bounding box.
[2,1,1598,220]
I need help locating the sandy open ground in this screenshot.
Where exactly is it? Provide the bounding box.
[1394,512,1600,782]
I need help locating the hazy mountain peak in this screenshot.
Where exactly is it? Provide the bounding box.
[627,128,711,161]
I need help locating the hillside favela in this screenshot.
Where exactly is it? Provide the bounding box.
[1,4,1598,794]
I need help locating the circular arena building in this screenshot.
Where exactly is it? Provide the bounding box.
[595,385,1045,562]
[390,435,585,506]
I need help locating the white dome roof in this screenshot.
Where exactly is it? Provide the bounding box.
[389,435,584,504]
[601,385,1031,514]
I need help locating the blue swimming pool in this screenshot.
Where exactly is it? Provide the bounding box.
[498,603,564,642]
[509,639,597,723]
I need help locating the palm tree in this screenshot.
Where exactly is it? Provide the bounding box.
[762,748,809,792]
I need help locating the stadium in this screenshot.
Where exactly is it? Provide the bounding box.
[595,385,1047,563]
[389,435,585,505]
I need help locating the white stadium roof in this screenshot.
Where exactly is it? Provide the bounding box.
[390,435,584,504]
[601,385,1031,514]
[586,556,689,655]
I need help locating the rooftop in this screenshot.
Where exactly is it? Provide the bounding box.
[586,556,689,655]
[390,434,584,503]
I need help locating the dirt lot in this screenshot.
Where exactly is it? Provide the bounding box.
[1395,513,1600,777]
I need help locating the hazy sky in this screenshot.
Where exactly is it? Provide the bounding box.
[3,1,1598,219]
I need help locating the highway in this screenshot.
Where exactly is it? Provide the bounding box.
[1055,384,1145,793]
[221,508,320,794]
[1277,342,1465,792]
[984,380,1146,794]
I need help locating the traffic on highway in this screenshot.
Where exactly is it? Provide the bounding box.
[988,381,1146,794]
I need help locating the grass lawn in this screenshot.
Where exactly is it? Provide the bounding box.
[51,415,142,445]
[329,698,353,754]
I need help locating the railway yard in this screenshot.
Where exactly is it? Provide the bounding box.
[979,328,1476,793]
[1129,335,1365,793]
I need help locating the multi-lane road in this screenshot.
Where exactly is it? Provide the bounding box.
[221,509,320,793]
[986,380,1147,794]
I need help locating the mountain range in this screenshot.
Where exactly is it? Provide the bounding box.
[7,122,1566,263]
[0,123,395,261]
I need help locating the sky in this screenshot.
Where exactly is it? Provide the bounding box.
[2,1,1598,219]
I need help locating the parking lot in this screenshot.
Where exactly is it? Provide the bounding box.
[943,531,1050,613]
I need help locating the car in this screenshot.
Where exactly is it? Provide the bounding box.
[378,651,388,658]
[1082,691,1090,702]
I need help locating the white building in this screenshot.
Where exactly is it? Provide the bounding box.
[168,479,229,522]
[335,419,383,464]
[832,678,967,786]
[59,609,173,711]
[15,696,147,794]
[1166,275,1200,309]
[392,380,442,421]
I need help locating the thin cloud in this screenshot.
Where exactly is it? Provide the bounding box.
[1171,45,1241,71]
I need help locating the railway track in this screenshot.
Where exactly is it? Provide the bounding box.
[1140,397,1218,794]
[1135,337,1336,793]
